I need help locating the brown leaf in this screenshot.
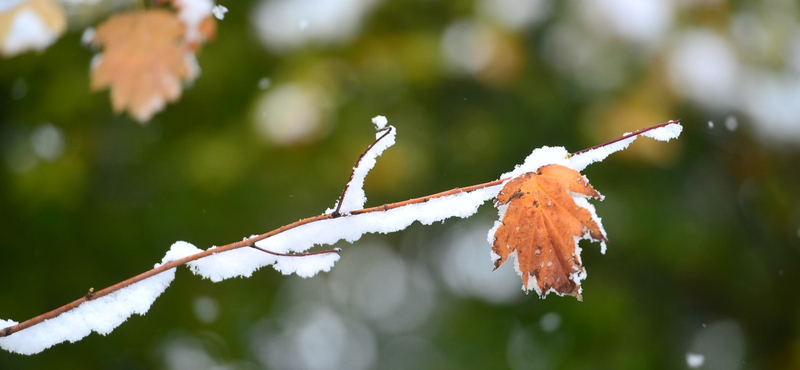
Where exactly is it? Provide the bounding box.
[196,15,217,43]
[90,10,198,123]
[0,0,66,57]
[491,164,606,300]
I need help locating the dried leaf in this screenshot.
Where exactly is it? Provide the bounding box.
[90,10,198,123]
[0,0,66,57]
[491,164,606,300]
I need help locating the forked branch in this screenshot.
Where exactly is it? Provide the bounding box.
[0,119,680,340]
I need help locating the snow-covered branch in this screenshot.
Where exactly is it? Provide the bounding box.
[0,118,682,355]
[330,116,396,216]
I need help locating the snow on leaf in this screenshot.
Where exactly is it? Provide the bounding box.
[0,0,66,57]
[89,10,199,123]
[491,164,606,300]
[172,0,217,46]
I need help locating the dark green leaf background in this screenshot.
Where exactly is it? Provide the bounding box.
[2,0,799,369]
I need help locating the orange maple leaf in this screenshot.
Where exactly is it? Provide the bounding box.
[491,164,606,300]
[89,10,198,123]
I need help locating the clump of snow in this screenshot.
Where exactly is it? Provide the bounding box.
[273,252,341,277]
[640,122,683,142]
[166,241,203,260]
[187,244,272,282]
[183,237,339,281]
[371,115,388,130]
[501,146,570,179]
[211,4,228,20]
[0,243,198,355]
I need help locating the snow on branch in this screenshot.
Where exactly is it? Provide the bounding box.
[329,116,396,215]
[0,242,199,355]
[0,118,682,355]
[567,120,682,172]
[498,120,683,180]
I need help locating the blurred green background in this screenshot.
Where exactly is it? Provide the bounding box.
[2,0,800,369]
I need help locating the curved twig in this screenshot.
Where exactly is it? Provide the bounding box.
[332,126,394,217]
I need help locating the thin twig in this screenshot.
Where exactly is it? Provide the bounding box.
[332,126,394,217]
[0,119,679,339]
[570,119,681,156]
[248,244,341,257]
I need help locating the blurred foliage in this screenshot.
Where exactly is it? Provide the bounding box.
[2,0,800,369]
